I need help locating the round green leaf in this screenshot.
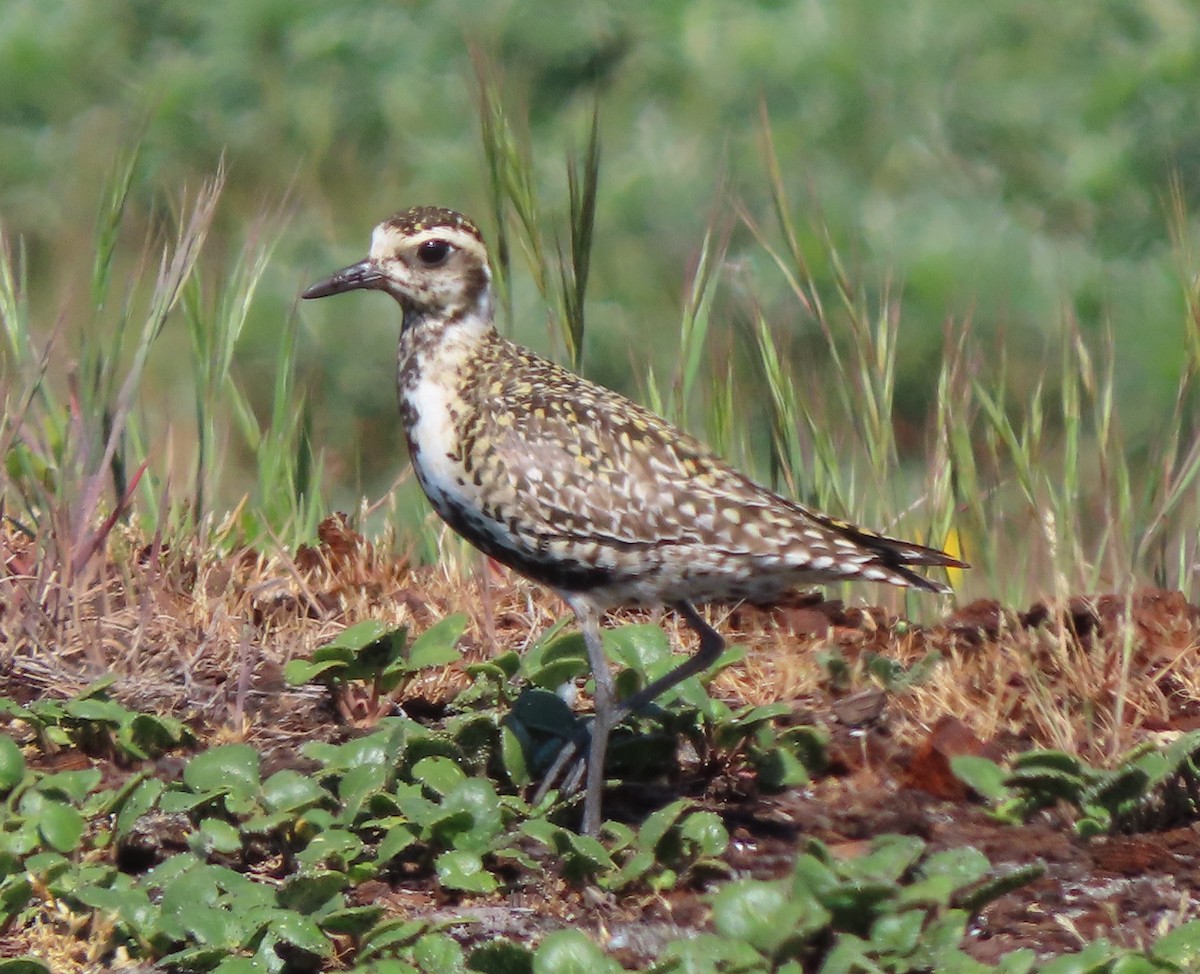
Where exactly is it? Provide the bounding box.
[532,930,619,974]
[183,744,261,797]
[261,769,327,813]
[467,939,534,974]
[414,932,465,973]
[0,735,25,791]
[711,878,829,954]
[37,801,85,853]
[435,850,498,893]
[267,909,333,957]
[35,768,101,804]
[604,624,671,670]
[0,960,52,974]
[680,811,729,858]
[405,613,467,670]
[412,756,467,797]
[191,818,243,856]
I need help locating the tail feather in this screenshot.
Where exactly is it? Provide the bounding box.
[809,510,968,594]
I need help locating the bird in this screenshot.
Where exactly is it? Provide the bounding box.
[302,205,966,835]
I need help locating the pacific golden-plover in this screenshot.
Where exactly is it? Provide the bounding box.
[303,206,965,835]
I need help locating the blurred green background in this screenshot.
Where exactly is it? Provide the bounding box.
[3,0,1198,524]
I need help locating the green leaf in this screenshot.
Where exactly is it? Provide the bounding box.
[869,910,924,955]
[500,724,531,788]
[0,960,52,974]
[950,755,1010,802]
[283,657,347,686]
[604,624,672,671]
[520,819,561,848]
[508,690,578,738]
[637,799,689,850]
[326,619,399,652]
[0,875,33,921]
[360,918,429,960]
[955,861,1045,915]
[1151,919,1200,967]
[36,768,102,804]
[298,829,364,869]
[612,849,656,890]
[376,824,417,864]
[115,776,165,839]
[319,904,386,936]
[840,833,926,883]
[72,883,156,931]
[0,735,26,791]
[435,850,498,893]
[76,676,119,699]
[920,846,992,886]
[183,743,261,797]
[523,632,589,689]
[261,769,327,814]
[679,811,729,858]
[1081,767,1151,811]
[191,818,243,856]
[158,946,232,970]
[1108,954,1162,974]
[1009,749,1086,775]
[660,934,764,973]
[37,801,86,853]
[467,939,534,974]
[412,756,467,797]
[64,697,126,725]
[532,930,620,974]
[405,613,467,670]
[339,762,392,820]
[210,958,265,974]
[754,743,810,791]
[1037,939,1116,974]
[711,878,829,955]
[414,932,466,973]
[267,909,333,958]
[994,950,1038,974]
[279,869,348,914]
[123,712,193,757]
[560,831,615,880]
[441,779,503,848]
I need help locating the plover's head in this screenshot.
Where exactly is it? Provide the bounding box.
[303,206,492,326]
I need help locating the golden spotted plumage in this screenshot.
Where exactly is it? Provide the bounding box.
[304,205,966,834]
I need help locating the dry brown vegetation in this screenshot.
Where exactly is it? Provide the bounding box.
[5,513,1200,968]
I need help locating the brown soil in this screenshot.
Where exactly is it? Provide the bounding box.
[3,515,1200,968]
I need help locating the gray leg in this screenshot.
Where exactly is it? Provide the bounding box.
[529,594,614,836]
[572,597,614,837]
[530,599,725,836]
[610,601,725,724]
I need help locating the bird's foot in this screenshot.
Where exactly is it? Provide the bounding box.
[531,720,592,806]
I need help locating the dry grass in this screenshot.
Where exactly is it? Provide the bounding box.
[7,514,1200,970]
[5,512,1199,769]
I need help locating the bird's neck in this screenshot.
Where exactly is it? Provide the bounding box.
[399,278,494,356]
[396,283,500,413]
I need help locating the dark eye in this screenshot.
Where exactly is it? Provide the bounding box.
[416,240,451,266]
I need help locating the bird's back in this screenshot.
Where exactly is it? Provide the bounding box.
[405,330,956,606]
